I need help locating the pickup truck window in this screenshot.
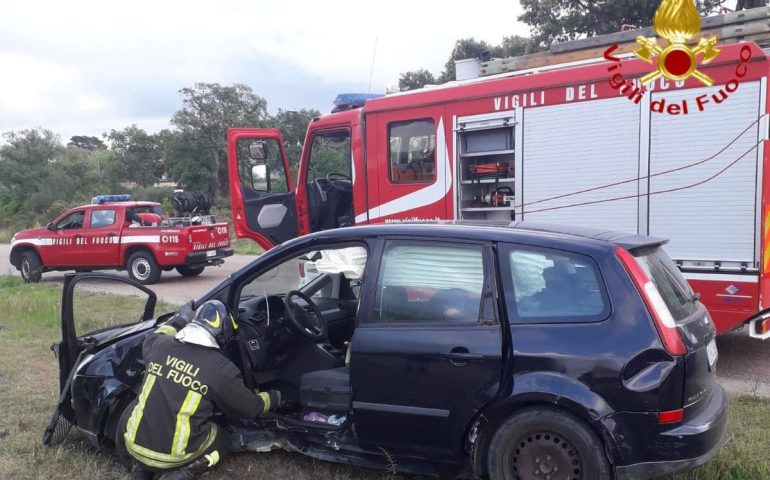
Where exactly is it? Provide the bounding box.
[501,245,609,324]
[90,209,116,228]
[370,242,484,325]
[56,211,85,230]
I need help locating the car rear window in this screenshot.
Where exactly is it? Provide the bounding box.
[633,247,698,321]
[501,245,610,324]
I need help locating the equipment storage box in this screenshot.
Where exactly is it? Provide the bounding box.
[299,368,352,415]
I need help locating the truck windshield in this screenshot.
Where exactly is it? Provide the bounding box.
[633,247,699,321]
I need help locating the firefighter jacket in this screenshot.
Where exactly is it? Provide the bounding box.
[123,323,272,469]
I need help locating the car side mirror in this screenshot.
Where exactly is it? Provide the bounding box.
[47,222,57,231]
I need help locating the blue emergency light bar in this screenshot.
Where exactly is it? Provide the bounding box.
[91,194,134,204]
[332,93,384,112]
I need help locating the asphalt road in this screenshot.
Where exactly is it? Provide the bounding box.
[2,243,768,397]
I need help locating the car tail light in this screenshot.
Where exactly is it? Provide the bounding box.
[758,317,770,335]
[615,246,686,356]
[658,408,684,424]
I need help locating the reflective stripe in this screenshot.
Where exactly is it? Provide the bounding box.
[125,375,156,445]
[258,391,271,412]
[121,235,161,244]
[764,206,770,273]
[127,425,217,469]
[172,391,202,456]
[154,325,178,336]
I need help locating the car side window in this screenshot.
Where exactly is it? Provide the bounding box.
[56,211,85,230]
[90,209,116,229]
[369,242,485,325]
[388,119,436,184]
[501,245,610,324]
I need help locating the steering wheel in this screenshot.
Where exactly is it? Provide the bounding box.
[325,172,352,192]
[283,290,327,340]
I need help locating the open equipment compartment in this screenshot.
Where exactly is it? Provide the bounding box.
[455,110,520,221]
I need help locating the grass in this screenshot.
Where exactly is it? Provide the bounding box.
[232,238,264,256]
[0,276,767,480]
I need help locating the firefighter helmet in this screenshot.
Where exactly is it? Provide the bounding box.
[190,300,238,346]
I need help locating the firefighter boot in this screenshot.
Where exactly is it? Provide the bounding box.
[131,463,154,480]
[156,451,220,480]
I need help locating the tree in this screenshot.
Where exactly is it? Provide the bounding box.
[68,135,105,151]
[269,108,320,181]
[171,83,268,196]
[736,0,768,9]
[518,0,724,46]
[105,125,164,188]
[399,69,437,91]
[438,38,496,83]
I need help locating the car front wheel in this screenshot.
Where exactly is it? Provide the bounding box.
[127,251,161,285]
[486,407,611,480]
[20,251,43,283]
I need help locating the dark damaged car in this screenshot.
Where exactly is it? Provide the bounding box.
[44,222,727,479]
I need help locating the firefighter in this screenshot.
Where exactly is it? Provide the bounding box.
[118,300,281,480]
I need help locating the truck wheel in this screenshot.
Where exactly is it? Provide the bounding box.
[127,251,161,285]
[486,407,610,480]
[20,251,43,283]
[176,265,205,277]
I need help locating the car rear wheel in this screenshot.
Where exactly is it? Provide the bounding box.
[487,407,610,480]
[20,251,43,283]
[176,265,205,277]
[127,251,161,285]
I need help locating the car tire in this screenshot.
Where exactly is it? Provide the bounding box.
[486,407,611,480]
[127,251,161,285]
[114,401,135,471]
[176,265,205,277]
[20,251,43,283]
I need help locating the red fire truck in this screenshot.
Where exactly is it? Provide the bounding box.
[10,196,233,285]
[227,41,770,339]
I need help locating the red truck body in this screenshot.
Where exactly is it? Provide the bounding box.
[227,42,770,339]
[10,201,233,284]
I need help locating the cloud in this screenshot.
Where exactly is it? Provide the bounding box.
[0,0,529,140]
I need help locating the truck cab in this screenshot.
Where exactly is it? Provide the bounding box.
[228,104,366,250]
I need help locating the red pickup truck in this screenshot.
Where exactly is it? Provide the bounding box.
[9,200,233,284]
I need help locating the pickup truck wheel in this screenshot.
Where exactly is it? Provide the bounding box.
[20,251,43,283]
[486,407,610,480]
[176,265,205,277]
[127,251,161,285]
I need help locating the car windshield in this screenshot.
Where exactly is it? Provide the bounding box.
[240,246,367,299]
[634,247,699,321]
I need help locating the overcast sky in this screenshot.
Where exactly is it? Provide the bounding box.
[0,1,529,141]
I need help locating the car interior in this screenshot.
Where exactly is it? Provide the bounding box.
[228,245,367,428]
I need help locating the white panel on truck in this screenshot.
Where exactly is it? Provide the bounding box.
[648,82,761,264]
[521,98,641,233]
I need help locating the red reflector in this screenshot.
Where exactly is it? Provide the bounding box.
[658,409,684,424]
[760,318,770,335]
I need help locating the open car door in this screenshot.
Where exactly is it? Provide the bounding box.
[228,128,299,250]
[43,273,157,445]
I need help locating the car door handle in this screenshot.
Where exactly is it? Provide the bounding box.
[442,350,484,366]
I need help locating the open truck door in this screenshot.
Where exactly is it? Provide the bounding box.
[43,273,157,445]
[228,128,299,250]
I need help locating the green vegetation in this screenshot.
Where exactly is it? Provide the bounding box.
[0,276,767,479]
